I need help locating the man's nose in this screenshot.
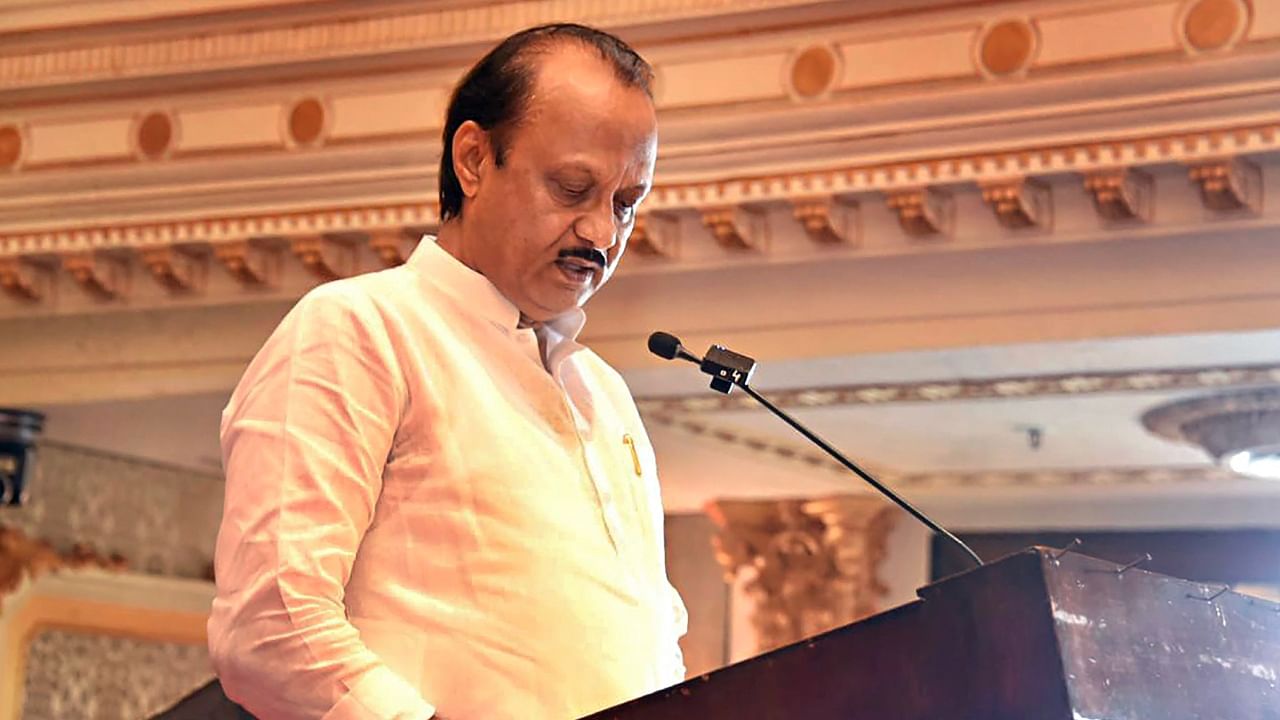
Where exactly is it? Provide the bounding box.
[573,201,619,251]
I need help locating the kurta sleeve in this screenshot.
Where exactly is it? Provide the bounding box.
[208,284,435,720]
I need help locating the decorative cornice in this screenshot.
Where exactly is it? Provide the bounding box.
[644,123,1280,210]
[0,525,127,599]
[637,361,1280,414]
[5,125,1273,260]
[0,129,1274,313]
[1,202,439,257]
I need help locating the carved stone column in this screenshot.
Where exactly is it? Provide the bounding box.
[706,494,895,654]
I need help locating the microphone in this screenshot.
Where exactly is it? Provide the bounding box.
[647,331,983,569]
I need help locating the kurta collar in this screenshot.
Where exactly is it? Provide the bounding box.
[407,235,587,347]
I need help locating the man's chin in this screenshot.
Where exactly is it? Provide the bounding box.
[521,293,590,324]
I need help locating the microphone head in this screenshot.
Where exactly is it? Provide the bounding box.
[647,331,683,360]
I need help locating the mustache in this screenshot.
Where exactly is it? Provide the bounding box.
[558,246,607,269]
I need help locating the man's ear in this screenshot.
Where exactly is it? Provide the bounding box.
[452,120,491,201]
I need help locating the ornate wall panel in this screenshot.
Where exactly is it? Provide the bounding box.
[21,629,211,720]
[0,443,222,580]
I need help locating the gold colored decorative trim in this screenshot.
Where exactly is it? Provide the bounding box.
[367,229,417,267]
[707,495,894,653]
[62,251,129,301]
[644,123,1279,211]
[636,361,1280,413]
[1188,157,1262,213]
[0,257,54,303]
[214,240,282,288]
[791,196,859,245]
[139,245,208,295]
[886,187,953,238]
[0,526,126,600]
[0,124,1275,278]
[1083,168,1153,223]
[980,178,1051,230]
[701,206,768,251]
[631,213,680,258]
[2,203,440,256]
[291,234,357,282]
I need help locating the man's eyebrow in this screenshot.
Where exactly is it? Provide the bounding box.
[551,163,597,178]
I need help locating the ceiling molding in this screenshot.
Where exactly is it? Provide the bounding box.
[646,409,1239,488]
[636,361,1280,414]
[1,122,1274,249]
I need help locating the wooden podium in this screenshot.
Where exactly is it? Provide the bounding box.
[585,548,1280,720]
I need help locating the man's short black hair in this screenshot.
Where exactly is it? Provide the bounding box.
[438,23,654,222]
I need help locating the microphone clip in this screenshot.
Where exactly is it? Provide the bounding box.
[700,345,757,394]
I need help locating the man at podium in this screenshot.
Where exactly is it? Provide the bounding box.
[207,23,686,720]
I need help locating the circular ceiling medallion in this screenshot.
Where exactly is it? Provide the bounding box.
[1179,0,1249,53]
[136,111,175,160]
[288,97,327,147]
[1142,388,1280,479]
[0,124,23,170]
[787,45,840,100]
[975,18,1038,78]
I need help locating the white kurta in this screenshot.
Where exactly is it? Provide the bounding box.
[209,237,686,720]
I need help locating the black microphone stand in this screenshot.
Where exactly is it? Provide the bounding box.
[662,336,983,569]
[734,381,983,568]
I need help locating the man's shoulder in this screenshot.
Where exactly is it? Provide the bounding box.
[292,264,424,319]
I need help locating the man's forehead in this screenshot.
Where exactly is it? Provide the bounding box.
[524,42,651,110]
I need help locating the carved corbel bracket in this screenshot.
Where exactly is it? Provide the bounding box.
[701,206,769,251]
[139,244,209,294]
[885,187,954,239]
[1188,158,1262,214]
[791,196,860,245]
[63,250,130,301]
[214,240,283,289]
[980,178,1052,230]
[630,212,680,258]
[0,256,56,303]
[1083,168,1153,223]
[292,234,357,282]
[367,229,418,268]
